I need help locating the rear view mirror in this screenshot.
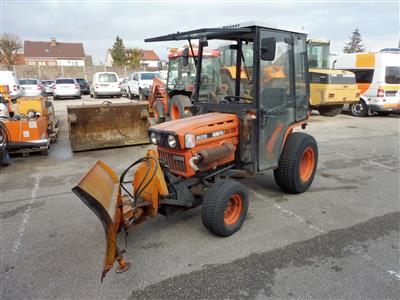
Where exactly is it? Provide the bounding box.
[261,37,276,61]
[182,48,190,67]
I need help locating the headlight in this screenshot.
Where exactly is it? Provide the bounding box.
[184,134,195,148]
[167,134,177,148]
[149,132,157,144]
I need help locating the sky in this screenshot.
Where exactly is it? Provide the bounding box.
[1,0,399,64]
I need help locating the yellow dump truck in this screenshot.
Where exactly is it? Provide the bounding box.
[308,39,360,116]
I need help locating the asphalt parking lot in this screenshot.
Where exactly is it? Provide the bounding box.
[1,95,399,299]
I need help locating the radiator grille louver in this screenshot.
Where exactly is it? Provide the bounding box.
[158,149,187,173]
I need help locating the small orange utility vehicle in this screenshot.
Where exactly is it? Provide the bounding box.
[0,91,58,155]
[72,23,318,281]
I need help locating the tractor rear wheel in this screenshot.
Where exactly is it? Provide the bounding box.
[154,101,165,124]
[317,104,343,117]
[274,132,318,194]
[201,179,248,237]
[169,95,192,121]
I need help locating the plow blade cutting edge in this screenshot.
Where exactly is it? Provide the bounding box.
[67,102,150,152]
[72,161,128,281]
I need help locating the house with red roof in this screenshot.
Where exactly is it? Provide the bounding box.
[24,38,86,66]
[105,49,160,69]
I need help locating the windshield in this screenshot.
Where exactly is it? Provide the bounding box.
[385,66,400,84]
[307,43,329,69]
[76,78,87,84]
[99,74,117,83]
[19,79,37,85]
[140,73,159,80]
[56,79,75,84]
[198,39,254,104]
[167,56,196,89]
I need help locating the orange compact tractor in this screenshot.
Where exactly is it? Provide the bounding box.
[72,23,318,280]
[149,47,221,123]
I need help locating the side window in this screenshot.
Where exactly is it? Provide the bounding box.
[348,69,374,83]
[259,33,290,111]
[294,36,308,120]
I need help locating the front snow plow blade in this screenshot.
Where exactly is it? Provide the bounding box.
[67,102,150,152]
[72,161,130,281]
[72,150,169,281]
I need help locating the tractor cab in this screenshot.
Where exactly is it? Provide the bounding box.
[146,22,310,172]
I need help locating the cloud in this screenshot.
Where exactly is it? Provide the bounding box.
[2,0,398,63]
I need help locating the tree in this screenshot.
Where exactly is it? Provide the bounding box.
[111,36,126,66]
[0,33,22,70]
[125,47,142,69]
[343,28,366,53]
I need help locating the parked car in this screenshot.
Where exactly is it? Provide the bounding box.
[126,71,160,100]
[53,78,81,100]
[90,72,121,98]
[119,78,128,96]
[0,71,21,100]
[76,78,90,95]
[43,80,55,95]
[19,78,46,97]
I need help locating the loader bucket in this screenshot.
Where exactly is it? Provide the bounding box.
[72,160,125,281]
[67,102,150,152]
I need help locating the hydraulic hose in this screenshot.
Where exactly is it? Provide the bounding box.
[119,156,159,207]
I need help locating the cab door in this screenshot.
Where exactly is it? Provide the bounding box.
[257,30,296,171]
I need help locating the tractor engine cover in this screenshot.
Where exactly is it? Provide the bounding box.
[149,112,239,177]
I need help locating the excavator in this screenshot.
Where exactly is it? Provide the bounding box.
[72,22,319,281]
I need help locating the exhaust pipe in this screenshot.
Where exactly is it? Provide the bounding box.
[188,143,235,172]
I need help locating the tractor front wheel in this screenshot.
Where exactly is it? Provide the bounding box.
[201,179,248,237]
[154,101,165,124]
[274,132,318,194]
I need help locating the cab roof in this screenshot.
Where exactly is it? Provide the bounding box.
[145,21,307,43]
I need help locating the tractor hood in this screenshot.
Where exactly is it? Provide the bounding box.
[149,112,239,148]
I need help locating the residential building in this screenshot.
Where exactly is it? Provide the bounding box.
[105,49,161,69]
[24,38,86,66]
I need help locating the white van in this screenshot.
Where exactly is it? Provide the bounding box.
[0,71,21,100]
[90,72,121,98]
[333,50,400,116]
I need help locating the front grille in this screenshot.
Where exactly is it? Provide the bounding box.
[158,149,187,174]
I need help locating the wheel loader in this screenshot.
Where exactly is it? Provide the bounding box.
[72,22,319,281]
[149,47,222,123]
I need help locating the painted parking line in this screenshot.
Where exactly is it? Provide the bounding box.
[335,152,398,171]
[250,190,326,234]
[12,175,41,255]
